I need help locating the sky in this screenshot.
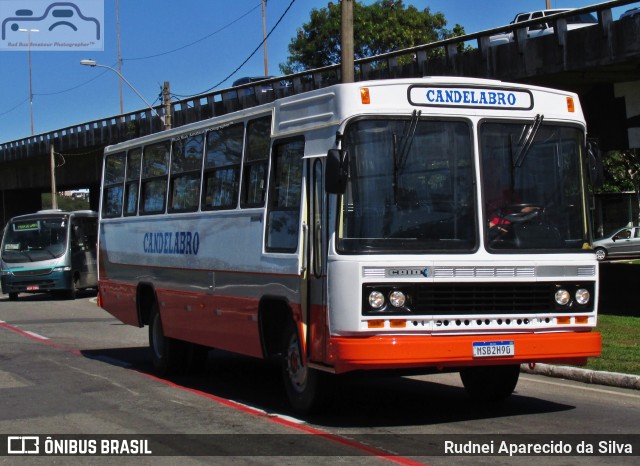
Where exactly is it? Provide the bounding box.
[0,0,638,143]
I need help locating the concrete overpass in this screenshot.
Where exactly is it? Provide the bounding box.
[1,0,639,224]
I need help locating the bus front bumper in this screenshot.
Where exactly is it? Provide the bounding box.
[326,331,602,374]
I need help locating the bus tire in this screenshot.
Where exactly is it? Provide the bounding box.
[149,303,186,375]
[281,322,328,414]
[8,293,18,301]
[460,364,520,401]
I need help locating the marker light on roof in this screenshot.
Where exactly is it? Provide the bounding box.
[566,97,575,113]
[360,87,371,105]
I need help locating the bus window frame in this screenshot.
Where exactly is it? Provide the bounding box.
[241,116,272,209]
[169,133,205,214]
[202,122,244,211]
[102,151,126,218]
[140,140,171,215]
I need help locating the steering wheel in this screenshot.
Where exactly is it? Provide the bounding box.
[502,204,543,223]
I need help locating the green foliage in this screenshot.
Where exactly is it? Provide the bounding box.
[599,149,640,193]
[280,0,465,74]
[585,314,640,375]
[42,193,90,211]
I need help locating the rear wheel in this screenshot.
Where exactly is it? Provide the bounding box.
[281,322,328,414]
[8,292,18,301]
[460,365,520,401]
[149,303,186,375]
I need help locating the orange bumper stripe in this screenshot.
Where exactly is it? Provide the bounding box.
[327,332,601,374]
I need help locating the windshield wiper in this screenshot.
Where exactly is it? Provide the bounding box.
[513,114,543,167]
[393,110,421,202]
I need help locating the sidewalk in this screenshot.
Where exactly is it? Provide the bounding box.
[521,363,640,390]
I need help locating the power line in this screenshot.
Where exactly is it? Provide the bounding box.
[35,65,116,97]
[123,2,262,62]
[0,98,29,118]
[172,0,296,99]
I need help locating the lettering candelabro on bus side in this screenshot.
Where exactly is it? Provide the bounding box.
[142,231,200,255]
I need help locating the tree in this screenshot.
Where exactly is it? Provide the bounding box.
[280,0,465,74]
[600,149,640,223]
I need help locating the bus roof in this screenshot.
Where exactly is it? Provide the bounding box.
[7,210,98,222]
[104,77,584,154]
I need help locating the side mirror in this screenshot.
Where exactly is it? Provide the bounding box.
[326,149,349,194]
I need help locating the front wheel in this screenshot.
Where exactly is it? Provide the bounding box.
[149,303,186,375]
[594,247,607,261]
[281,322,328,414]
[460,365,520,401]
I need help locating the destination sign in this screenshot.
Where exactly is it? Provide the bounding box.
[409,86,533,110]
[13,221,39,232]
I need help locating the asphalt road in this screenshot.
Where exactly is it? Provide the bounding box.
[0,291,639,465]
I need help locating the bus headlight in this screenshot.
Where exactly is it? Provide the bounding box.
[368,291,385,310]
[52,266,72,272]
[575,288,590,305]
[555,289,571,306]
[389,290,406,308]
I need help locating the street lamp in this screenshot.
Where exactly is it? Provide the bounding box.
[19,28,39,136]
[80,59,165,129]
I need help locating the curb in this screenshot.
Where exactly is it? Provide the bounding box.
[521,363,640,390]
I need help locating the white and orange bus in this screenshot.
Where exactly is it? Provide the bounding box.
[97,77,601,413]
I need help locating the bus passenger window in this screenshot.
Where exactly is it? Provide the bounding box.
[140,141,170,215]
[203,123,243,210]
[124,148,142,216]
[102,152,126,218]
[241,116,271,208]
[266,139,304,252]
[170,134,203,212]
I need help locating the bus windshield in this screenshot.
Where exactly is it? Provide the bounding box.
[2,217,68,263]
[481,121,588,251]
[337,117,476,253]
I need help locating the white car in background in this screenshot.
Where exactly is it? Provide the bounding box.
[489,9,598,46]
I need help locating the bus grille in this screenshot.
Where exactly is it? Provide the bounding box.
[12,268,53,277]
[413,283,552,314]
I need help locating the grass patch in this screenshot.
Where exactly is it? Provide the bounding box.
[584,314,640,375]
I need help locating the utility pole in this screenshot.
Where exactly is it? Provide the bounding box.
[262,0,269,75]
[341,0,354,83]
[546,0,551,9]
[50,145,57,209]
[116,0,123,115]
[163,81,172,130]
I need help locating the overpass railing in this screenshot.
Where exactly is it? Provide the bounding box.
[1,0,636,162]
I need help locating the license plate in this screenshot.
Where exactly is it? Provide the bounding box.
[473,340,514,357]
[26,285,39,291]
